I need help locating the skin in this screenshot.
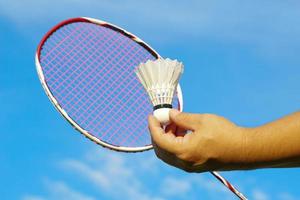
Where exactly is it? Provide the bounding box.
[148,109,300,173]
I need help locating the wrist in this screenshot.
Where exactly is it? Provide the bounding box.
[238,126,259,163]
[218,126,260,171]
[234,125,276,169]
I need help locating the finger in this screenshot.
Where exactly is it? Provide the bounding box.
[152,142,176,164]
[169,109,198,130]
[153,142,197,172]
[148,115,181,153]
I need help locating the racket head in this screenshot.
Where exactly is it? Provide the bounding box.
[35,17,183,152]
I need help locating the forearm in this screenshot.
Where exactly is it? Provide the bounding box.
[240,111,300,169]
[148,110,300,172]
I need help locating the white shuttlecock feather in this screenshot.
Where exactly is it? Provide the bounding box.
[135,58,184,124]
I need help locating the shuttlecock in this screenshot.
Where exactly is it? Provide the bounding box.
[135,58,184,125]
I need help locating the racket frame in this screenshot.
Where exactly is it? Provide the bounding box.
[35,17,183,152]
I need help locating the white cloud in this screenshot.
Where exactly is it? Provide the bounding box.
[45,180,96,200]
[22,196,45,200]
[58,148,243,199]
[58,148,248,200]
[60,149,165,200]
[1,0,299,66]
[252,189,269,200]
[278,192,297,200]
[22,180,96,200]
[24,147,299,200]
[61,159,111,190]
[192,175,228,194]
[160,177,191,196]
[2,0,300,49]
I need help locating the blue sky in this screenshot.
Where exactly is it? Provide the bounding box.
[1,0,300,199]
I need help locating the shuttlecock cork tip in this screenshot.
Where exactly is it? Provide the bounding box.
[135,58,184,125]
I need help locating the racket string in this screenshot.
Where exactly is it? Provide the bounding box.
[69,44,151,129]
[65,34,141,125]
[85,75,149,144]
[102,90,150,143]
[119,99,151,145]
[40,22,160,147]
[81,52,150,132]
[53,30,123,109]
[42,23,88,69]
[45,26,120,110]
[42,24,83,63]
[45,24,115,89]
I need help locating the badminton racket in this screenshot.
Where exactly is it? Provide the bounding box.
[35,17,247,199]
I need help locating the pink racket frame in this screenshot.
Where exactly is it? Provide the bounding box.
[35,17,183,152]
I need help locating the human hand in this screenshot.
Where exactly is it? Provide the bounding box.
[148,109,250,172]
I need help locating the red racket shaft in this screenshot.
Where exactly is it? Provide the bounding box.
[211,171,247,200]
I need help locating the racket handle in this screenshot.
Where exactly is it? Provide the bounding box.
[210,171,247,200]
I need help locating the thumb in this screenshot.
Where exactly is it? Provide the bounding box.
[148,115,180,154]
[169,109,198,130]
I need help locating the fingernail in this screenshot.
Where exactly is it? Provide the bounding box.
[169,109,180,117]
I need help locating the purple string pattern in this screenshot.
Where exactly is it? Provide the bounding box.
[40,22,178,148]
